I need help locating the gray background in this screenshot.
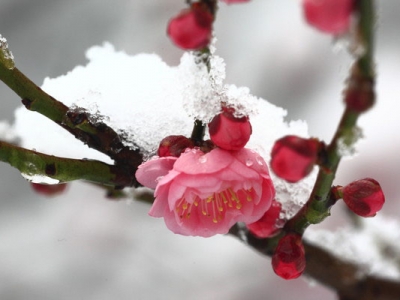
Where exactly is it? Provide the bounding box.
[1,1,399,299]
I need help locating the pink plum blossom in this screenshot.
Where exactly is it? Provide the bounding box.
[136,148,275,237]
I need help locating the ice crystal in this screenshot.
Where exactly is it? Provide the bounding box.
[0,34,15,70]
[12,43,314,209]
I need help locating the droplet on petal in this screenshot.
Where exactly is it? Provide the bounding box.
[270,135,320,183]
[342,178,385,217]
[272,233,306,280]
[245,159,253,167]
[167,3,213,50]
[198,155,207,163]
[302,0,355,35]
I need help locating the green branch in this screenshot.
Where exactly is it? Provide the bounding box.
[0,62,143,187]
[284,0,376,234]
[0,140,133,186]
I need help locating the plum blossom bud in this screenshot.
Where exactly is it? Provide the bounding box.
[272,233,306,280]
[270,135,320,183]
[342,178,385,217]
[247,199,283,238]
[30,182,67,197]
[302,0,355,34]
[167,3,213,50]
[208,107,252,151]
[158,135,194,157]
[344,77,375,113]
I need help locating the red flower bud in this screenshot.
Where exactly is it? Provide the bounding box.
[208,107,252,151]
[272,234,306,280]
[342,178,385,217]
[158,135,194,157]
[247,200,283,238]
[344,77,375,113]
[270,135,319,183]
[30,182,67,197]
[167,3,213,50]
[302,0,355,34]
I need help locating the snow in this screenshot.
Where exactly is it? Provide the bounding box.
[0,34,15,70]
[0,121,18,143]
[305,215,400,280]
[11,43,315,215]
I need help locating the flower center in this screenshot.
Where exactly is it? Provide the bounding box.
[175,188,254,223]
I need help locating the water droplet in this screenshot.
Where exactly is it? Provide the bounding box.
[156,176,164,182]
[245,159,253,167]
[256,156,264,166]
[198,156,207,163]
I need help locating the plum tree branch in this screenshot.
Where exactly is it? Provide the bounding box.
[284,0,376,234]
[0,140,135,186]
[228,224,400,300]
[0,63,143,187]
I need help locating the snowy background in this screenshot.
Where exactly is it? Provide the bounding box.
[0,0,399,299]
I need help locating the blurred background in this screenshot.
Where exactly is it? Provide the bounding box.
[0,0,399,299]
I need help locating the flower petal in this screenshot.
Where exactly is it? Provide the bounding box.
[135,156,177,189]
[174,148,234,175]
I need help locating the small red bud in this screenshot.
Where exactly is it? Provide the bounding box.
[247,200,283,238]
[167,3,213,50]
[158,135,194,157]
[272,234,306,280]
[208,107,252,151]
[344,77,375,113]
[270,135,319,183]
[302,0,354,34]
[30,182,67,197]
[342,178,385,217]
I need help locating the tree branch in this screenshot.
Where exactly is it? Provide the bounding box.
[0,140,134,186]
[228,224,400,300]
[284,0,376,234]
[0,64,143,187]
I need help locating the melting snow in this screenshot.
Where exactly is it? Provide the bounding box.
[12,43,313,211]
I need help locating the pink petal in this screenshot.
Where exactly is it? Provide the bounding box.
[135,156,177,189]
[174,148,234,175]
